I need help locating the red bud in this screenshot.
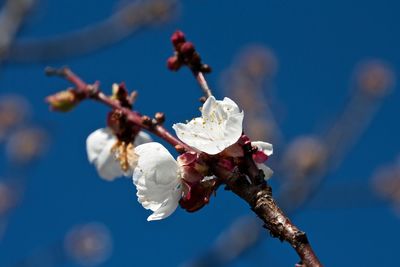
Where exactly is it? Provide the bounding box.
[171,30,186,47]
[180,42,195,56]
[167,56,181,71]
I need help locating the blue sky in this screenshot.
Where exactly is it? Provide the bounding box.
[0,0,399,266]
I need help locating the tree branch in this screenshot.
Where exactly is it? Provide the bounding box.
[45,67,191,153]
[187,67,322,266]
[46,66,322,266]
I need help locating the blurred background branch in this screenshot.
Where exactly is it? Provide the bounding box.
[2,0,179,63]
[0,0,35,63]
[10,222,113,267]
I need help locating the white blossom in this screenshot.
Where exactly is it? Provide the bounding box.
[257,163,273,180]
[133,142,182,221]
[252,141,273,157]
[86,128,151,181]
[252,141,274,180]
[173,96,244,155]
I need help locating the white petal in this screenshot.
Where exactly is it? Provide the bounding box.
[257,163,273,180]
[133,142,182,221]
[86,128,114,163]
[134,131,152,146]
[173,96,244,155]
[86,128,124,181]
[252,141,273,156]
[173,119,223,155]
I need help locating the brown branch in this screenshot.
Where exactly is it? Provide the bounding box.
[210,153,322,267]
[189,68,322,266]
[227,176,321,266]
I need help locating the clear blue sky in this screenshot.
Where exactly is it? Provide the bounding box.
[1,0,399,266]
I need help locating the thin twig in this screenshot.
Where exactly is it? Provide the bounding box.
[192,71,213,98]
[45,67,191,153]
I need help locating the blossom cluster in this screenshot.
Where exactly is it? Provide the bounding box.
[86,95,273,221]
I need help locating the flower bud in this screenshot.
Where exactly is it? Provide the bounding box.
[171,30,186,47]
[46,89,80,112]
[180,178,218,213]
[167,56,182,71]
[177,152,197,166]
[154,112,165,124]
[180,42,195,57]
[141,115,153,126]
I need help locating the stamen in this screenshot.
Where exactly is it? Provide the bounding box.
[111,141,138,172]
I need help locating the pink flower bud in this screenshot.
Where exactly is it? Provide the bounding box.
[179,179,218,213]
[167,56,181,71]
[171,30,186,47]
[177,152,198,166]
[181,166,203,183]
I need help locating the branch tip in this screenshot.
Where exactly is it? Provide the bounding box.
[44,66,69,77]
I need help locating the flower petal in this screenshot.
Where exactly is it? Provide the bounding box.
[86,128,114,163]
[133,142,182,221]
[134,131,152,146]
[173,96,244,155]
[252,141,273,156]
[257,163,273,180]
[86,128,125,181]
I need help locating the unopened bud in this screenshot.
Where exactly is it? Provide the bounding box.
[154,112,165,124]
[175,144,186,153]
[167,56,182,71]
[179,178,218,213]
[46,89,80,112]
[141,115,152,126]
[180,42,195,57]
[171,30,186,47]
[112,83,128,99]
